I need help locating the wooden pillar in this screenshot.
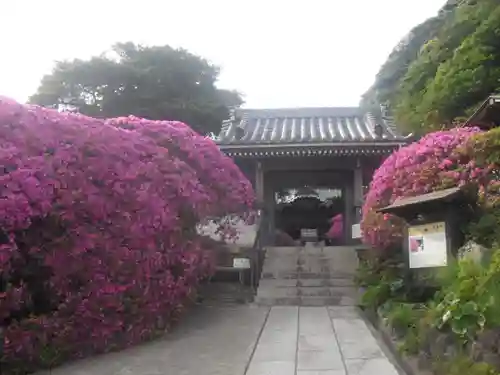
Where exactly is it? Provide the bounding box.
[264,175,275,245]
[344,179,353,245]
[353,158,363,223]
[255,161,264,205]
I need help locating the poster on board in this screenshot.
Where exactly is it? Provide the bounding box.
[408,222,447,269]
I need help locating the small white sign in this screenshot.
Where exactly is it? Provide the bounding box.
[301,228,318,240]
[352,224,361,239]
[408,222,447,268]
[233,257,251,269]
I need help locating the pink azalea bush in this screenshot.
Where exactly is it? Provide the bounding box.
[326,214,343,240]
[361,127,486,252]
[104,117,254,216]
[0,97,254,374]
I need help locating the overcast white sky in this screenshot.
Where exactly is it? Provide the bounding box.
[1,0,442,109]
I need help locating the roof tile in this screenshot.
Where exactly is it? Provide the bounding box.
[216,107,404,145]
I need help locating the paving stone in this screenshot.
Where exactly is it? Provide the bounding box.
[298,371,346,375]
[295,307,345,372]
[331,319,372,342]
[299,306,332,332]
[338,339,384,359]
[246,360,296,375]
[298,334,340,352]
[250,306,298,363]
[344,358,399,375]
[258,328,297,341]
[297,350,344,371]
[252,342,297,362]
[267,306,299,325]
[327,306,359,319]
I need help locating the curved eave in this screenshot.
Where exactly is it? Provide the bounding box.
[219,141,407,158]
[465,95,500,129]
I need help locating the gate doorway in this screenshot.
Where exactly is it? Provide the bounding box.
[274,186,346,245]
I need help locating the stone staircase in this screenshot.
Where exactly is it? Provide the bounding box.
[254,245,360,306]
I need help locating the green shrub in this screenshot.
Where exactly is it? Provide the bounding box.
[381,302,428,354]
[434,355,499,375]
[356,258,406,310]
[386,303,422,334]
[431,251,500,345]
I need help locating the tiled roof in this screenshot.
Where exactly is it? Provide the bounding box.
[378,187,462,213]
[465,95,500,128]
[216,107,405,146]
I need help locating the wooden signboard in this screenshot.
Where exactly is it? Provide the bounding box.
[233,257,251,269]
[300,228,318,242]
[408,222,447,269]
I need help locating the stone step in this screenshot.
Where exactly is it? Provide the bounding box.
[256,245,361,307]
[265,246,360,256]
[297,278,356,287]
[264,258,356,266]
[265,248,356,256]
[260,271,356,280]
[258,279,298,288]
[256,286,358,299]
[257,278,356,288]
[261,268,355,276]
[265,258,354,266]
[254,295,357,306]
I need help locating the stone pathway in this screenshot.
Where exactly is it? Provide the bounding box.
[38,305,269,375]
[247,306,401,375]
[37,305,402,375]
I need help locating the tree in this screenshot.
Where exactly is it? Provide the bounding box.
[29,42,243,135]
[362,0,500,135]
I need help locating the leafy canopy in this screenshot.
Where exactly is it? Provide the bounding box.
[29,42,243,135]
[362,0,500,134]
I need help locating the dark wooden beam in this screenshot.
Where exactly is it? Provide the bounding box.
[353,158,363,223]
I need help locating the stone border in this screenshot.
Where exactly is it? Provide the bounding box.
[360,308,432,375]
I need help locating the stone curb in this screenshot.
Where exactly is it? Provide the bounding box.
[360,308,423,375]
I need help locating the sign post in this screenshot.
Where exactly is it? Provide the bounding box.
[377,186,477,294]
[408,222,448,269]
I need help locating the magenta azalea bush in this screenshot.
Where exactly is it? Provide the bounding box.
[361,127,487,252]
[326,214,343,240]
[0,97,254,374]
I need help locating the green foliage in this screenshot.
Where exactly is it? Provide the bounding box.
[360,16,445,111]
[385,302,422,334]
[29,42,243,135]
[467,206,500,248]
[454,128,500,247]
[360,1,458,110]
[356,259,405,310]
[362,0,500,134]
[431,252,500,345]
[380,301,428,355]
[434,355,499,375]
